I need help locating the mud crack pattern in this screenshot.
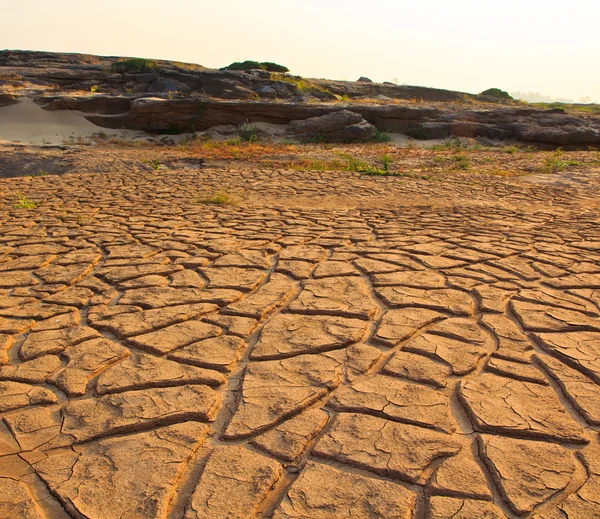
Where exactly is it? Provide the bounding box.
[1,161,600,519]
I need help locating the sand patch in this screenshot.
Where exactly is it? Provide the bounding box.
[0,97,143,145]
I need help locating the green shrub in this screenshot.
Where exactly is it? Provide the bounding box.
[372,129,392,143]
[407,125,433,140]
[480,88,513,100]
[238,123,258,143]
[222,61,289,73]
[110,58,158,73]
[261,62,289,73]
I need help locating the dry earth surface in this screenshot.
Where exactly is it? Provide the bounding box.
[1,140,600,519]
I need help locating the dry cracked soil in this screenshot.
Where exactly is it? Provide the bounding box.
[1,142,600,519]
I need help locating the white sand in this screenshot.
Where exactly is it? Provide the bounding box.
[0,97,142,145]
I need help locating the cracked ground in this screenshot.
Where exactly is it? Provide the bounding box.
[1,143,600,519]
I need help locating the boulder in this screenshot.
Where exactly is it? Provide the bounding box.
[148,78,191,94]
[357,77,373,83]
[286,110,376,142]
[257,86,277,99]
[0,94,18,108]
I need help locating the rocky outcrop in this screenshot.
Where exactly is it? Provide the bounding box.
[0,49,473,103]
[0,93,18,108]
[2,50,600,147]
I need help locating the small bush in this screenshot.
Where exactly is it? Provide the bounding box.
[196,191,240,206]
[480,88,513,100]
[222,61,289,73]
[372,129,392,143]
[453,153,470,170]
[541,148,579,173]
[382,155,392,172]
[261,62,289,73]
[14,194,38,210]
[110,58,158,73]
[239,123,258,143]
[407,125,433,140]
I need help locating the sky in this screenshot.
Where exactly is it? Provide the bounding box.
[3,0,600,103]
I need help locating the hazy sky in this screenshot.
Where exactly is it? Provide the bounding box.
[3,0,599,102]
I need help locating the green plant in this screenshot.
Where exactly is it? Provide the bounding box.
[142,159,161,170]
[165,124,182,135]
[14,194,38,210]
[110,58,158,73]
[453,153,470,170]
[222,61,289,73]
[339,154,382,174]
[541,148,580,173]
[33,169,49,177]
[480,88,513,100]
[90,85,98,93]
[372,129,392,143]
[382,154,392,172]
[196,191,240,206]
[239,123,258,143]
[407,124,433,140]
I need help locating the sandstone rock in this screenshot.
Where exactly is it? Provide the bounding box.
[481,313,533,362]
[96,352,225,394]
[62,385,220,442]
[127,320,222,354]
[34,422,207,519]
[373,307,446,346]
[0,477,45,519]
[3,405,66,452]
[0,381,57,412]
[313,260,360,278]
[273,461,416,519]
[536,354,600,425]
[185,446,282,519]
[251,408,329,461]
[459,373,587,443]
[287,276,379,320]
[250,313,368,359]
[224,353,349,439]
[0,334,13,364]
[329,374,456,432]
[403,332,488,376]
[47,337,129,396]
[224,272,294,318]
[478,434,577,515]
[375,286,473,315]
[533,332,600,383]
[427,496,507,519]
[88,302,218,338]
[429,450,492,501]
[200,267,266,292]
[510,300,600,332]
[0,354,62,384]
[314,413,461,484]
[118,286,242,308]
[485,356,548,384]
[372,269,446,288]
[148,77,191,94]
[286,110,376,143]
[168,334,246,372]
[383,350,451,387]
